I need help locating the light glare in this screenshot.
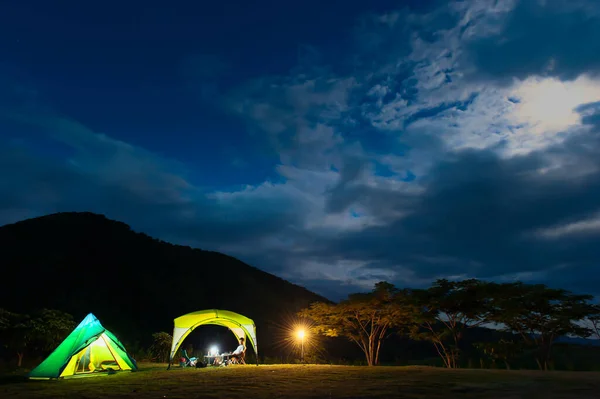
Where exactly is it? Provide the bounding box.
[511,75,600,134]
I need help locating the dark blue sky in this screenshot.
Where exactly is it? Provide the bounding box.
[2,0,600,300]
[2,0,420,188]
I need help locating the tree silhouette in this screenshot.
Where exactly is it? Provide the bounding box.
[0,309,31,367]
[300,282,414,366]
[150,332,173,363]
[489,282,595,370]
[583,304,600,340]
[402,279,493,368]
[29,309,76,353]
[0,308,74,367]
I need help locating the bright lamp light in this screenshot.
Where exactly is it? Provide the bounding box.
[297,329,305,339]
[210,346,219,355]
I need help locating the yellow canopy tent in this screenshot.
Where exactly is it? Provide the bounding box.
[168,309,258,368]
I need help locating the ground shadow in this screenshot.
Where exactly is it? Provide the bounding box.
[0,374,27,386]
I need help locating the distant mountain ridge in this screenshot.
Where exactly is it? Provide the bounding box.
[555,336,600,346]
[1,212,597,366]
[0,212,329,357]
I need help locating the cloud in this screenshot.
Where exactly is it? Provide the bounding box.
[352,0,600,164]
[4,0,600,301]
[533,216,600,240]
[185,1,600,297]
[462,0,600,83]
[227,73,357,172]
[0,104,308,254]
[313,102,600,288]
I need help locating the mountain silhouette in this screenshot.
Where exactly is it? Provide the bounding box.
[0,212,330,358]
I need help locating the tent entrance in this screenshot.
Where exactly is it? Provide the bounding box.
[60,333,132,378]
[168,309,259,368]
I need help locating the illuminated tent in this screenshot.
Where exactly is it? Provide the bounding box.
[168,309,258,367]
[28,313,137,379]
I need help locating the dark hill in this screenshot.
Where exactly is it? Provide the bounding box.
[0,212,330,358]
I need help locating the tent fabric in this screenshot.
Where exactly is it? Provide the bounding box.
[28,313,137,379]
[169,309,258,364]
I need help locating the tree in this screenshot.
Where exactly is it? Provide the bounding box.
[0,309,33,367]
[299,282,415,366]
[583,304,600,340]
[489,282,595,370]
[30,309,76,353]
[149,332,172,363]
[0,308,76,367]
[0,309,9,330]
[403,279,493,368]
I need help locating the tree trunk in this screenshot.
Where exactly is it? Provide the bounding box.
[537,345,551,371]
[374,339,382,366]
[433,341,452,368]
[17,352,24,368]
[362,342,372,366]
[369,339,375,366]
[353,336,372,366]
[451,333,460,369]
[453,347,459,368]
[544,340,554,371]
[535,357,543,371]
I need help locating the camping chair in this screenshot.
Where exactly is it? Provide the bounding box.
[229,348,246,365]
[181,349,197,367]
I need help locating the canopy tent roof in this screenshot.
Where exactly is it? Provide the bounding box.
[169,309,258,365]
[28,313,137,379]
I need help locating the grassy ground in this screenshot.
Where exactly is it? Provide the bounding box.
[1,363,600,398]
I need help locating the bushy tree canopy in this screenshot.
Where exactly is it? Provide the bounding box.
[300,282,417,366]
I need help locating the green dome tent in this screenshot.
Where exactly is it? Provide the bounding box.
[28,313,137,379]
[168,309,258,367]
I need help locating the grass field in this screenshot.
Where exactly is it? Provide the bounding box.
[2,363,600,398]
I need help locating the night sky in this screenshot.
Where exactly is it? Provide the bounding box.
[2,0,600,301]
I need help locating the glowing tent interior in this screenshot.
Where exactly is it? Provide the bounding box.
[168,309,258,367]
[28,313,137,379]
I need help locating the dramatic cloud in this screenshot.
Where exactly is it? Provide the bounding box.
[0,107,308,251]
[2,0,600,300]
[319,115,600,279]
[462,0,600,83]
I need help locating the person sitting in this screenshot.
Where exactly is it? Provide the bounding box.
[229,337,246,364]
